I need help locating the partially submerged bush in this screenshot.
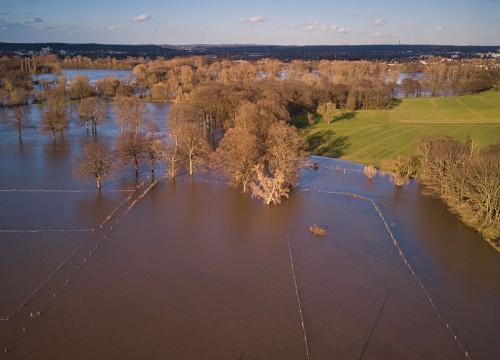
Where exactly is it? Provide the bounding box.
[309,224,327,237]
[363,164,377,179]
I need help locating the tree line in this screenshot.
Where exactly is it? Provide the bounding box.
[2,55,498,111]
[0,69,307,205]
[380,135,499,244]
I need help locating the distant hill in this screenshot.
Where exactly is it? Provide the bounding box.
[1,42,498,60]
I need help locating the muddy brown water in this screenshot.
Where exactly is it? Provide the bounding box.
[1,105,499,359]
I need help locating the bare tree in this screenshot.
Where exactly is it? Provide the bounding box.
[317,101,341,124]
[211,127,260,193]
[41,107,69,139]
[413,135,500,242]
[461,150,500,240]
[151,133,182,179]
[96,76,120,98]
[363,164,377,179]
[177,120,211,175]
[69,75,95,100]
[264,121,307,189]
[383,155,416,186]
[0,105,34,139]
[250,165,290,205]
[74,143,114,189]
[143,121,162,174]
[115,132,146,173]
[114,96,150,133]
[77,97,107,133]
[45,78,67,107]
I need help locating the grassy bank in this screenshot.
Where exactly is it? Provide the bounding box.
[293,90,500,166]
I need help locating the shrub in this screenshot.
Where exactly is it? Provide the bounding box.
[309,224,327,237]
[363,164,377,179]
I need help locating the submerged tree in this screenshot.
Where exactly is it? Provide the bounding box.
[115,132,146,173]
[264,121,307,189]
[77,97,107,133]
[0,105,34,139]
[114,96,151,133]
[74,143,114,189]
[143,122,162,174]
[363,164,377,179]
[96,76,120,98]
[250,122,307,204]
[250,165,290,205]
[383,155,417,186]
[68,75,95,100]
[413,135,500,242]
[211,126,260,193]
[151,134,182,179]
[41,107,69,139]
[177,120,212,176]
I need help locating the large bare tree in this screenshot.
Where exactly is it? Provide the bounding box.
[317,101,341,124]
[177,120,211,176]
[74,143,114,189]
[69,75,95,100]
[115,132,146,173]
[413,135,500,242]
[77,97,107,133]
[41,106,69,139]
[211,127,260,193]
[114,96,151,133]
[0,105,34,139]
[264,121,307,188]
[151,125,183,179]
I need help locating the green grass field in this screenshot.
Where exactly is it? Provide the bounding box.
[294,90,500,166]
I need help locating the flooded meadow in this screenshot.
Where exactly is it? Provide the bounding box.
[1,99,499,359]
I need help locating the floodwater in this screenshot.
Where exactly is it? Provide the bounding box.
[35,70,134,85]
[1,103,499,359]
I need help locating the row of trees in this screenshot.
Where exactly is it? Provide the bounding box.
[4,55,498,112]
[416,136,499,242]
[75,112,305,205]
[381,135,499,243]
[22,72,308,204]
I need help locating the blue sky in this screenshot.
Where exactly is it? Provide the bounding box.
[0,0,499,45]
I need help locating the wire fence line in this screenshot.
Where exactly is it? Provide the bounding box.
[286,236,311,360]
[0,179,154,325]
[298,187,472,360]
[0,189,134,193]
[0,229,94,233]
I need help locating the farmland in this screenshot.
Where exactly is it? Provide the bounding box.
[296,90,500,166]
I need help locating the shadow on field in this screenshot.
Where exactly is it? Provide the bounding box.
[389,98,403,109]
[307,130,350,158]
[335,111,356,122]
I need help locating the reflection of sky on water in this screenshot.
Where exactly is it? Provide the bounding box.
[34,69,134,84]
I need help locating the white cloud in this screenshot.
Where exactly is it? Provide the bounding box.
[134,14,151,22]
[299,22,349,33]
[25,17,43,24]
[238,14,266,24]
[437,25,444,30]
[373,18,389,26]
[107,25,115,31]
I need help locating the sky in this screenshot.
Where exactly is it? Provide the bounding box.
[0,0,499,46]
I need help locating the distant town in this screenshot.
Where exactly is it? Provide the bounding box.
[1,42,499,61]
